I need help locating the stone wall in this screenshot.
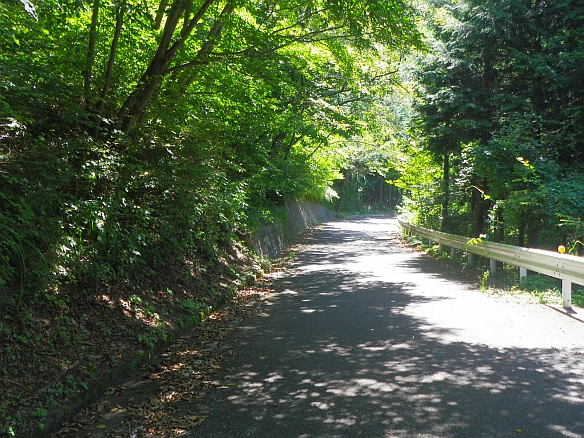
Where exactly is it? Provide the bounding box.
[248,199,336,259]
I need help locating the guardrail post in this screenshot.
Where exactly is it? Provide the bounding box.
[451,247,456,259]
[438,243,443,253]
[562,280,572,309]
[519,267,527,283]
[489,258,497,276]
[397,219,584,301]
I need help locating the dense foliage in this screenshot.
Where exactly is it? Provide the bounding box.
[1,1,419,434]
[0,0,420,305]
[3,0,583,433]
[401,0,584,253]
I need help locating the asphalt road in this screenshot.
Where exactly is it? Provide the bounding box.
[190,216,584,438]
[61,216,584,438]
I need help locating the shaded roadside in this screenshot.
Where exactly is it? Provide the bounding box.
[55,216,584,438]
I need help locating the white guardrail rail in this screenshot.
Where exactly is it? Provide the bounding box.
[398,219,584,310]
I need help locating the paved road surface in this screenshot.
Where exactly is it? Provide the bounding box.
[65,216,584,437]
[192,217,584,438]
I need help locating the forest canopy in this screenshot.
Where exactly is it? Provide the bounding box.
[405,0,584,254]
[2,0,584,435]
[2,0,583,314]
[0,0,420,302]
[2,0,583,320]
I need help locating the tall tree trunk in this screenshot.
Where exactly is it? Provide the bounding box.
[472,179,487,237]
[94,1,125,136]
[440,152,450,232]
[83,0,100,104]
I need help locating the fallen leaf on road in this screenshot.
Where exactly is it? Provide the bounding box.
[52,286,272,438]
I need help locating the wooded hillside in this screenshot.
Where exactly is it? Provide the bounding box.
[1,0,584,435]
[404,0,584,253]
[1,0,419,435]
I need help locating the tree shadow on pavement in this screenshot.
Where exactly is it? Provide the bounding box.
[151,218,584,437]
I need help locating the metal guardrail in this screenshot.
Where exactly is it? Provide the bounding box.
[398,219,584,310]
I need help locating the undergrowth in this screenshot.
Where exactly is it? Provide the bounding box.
[0,237,265,437]
[0,130,276,437]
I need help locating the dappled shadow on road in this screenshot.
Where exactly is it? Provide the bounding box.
[182,218,584,437]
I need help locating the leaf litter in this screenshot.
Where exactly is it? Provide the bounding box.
[51,284,274,438]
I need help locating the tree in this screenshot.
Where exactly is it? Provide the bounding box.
[106,0,422,130]
[0,0,423,304]
[406,0,584,250]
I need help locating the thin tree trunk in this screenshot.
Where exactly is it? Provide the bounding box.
[440,152,450,232]
[153,0,169,30]
[527,218,540,247]
[494,205,504,243]
[117,0,186,129]
[283,134,299,160]
[379,174,384,204]
[118,0,219,130]
[94,1,125,136]
[170,3,235,99]
[83,0,100,104]
[518,220,526,247]
[270,131,287,158]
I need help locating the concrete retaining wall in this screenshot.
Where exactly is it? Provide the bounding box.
[248,199,336,259]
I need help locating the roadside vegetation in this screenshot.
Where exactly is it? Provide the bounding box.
[398,0,584,255]
[1,0,419,435]
[2,0,583,435]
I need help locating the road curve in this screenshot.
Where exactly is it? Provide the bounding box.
[190,216,584,438]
